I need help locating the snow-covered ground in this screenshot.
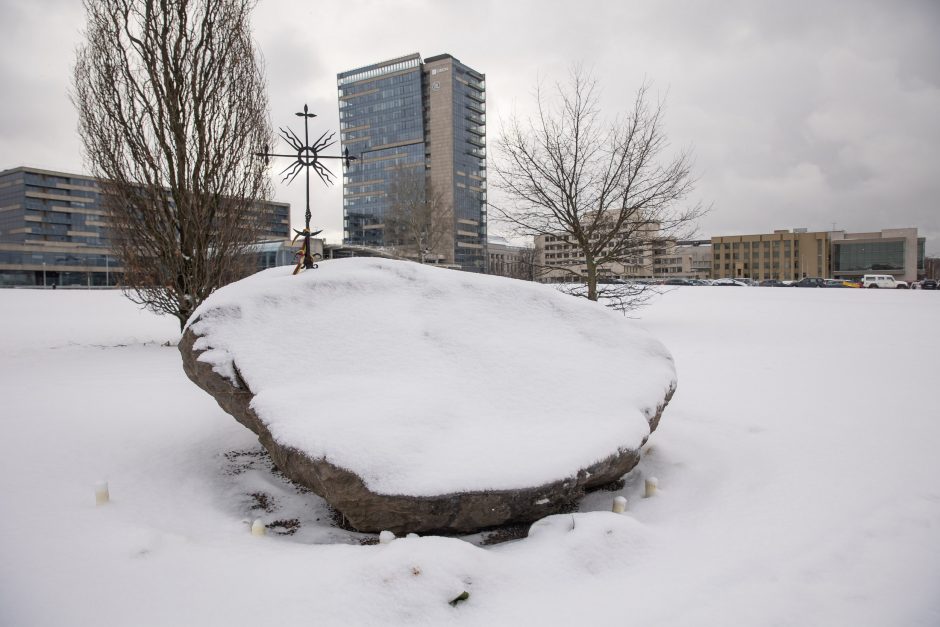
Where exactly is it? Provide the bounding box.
[1,283,938,626]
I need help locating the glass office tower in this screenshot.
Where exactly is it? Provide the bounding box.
[337,53,487,272]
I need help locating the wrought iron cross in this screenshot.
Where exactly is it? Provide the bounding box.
[255,104,356,272]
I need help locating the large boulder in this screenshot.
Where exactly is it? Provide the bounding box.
[180,258,676,534]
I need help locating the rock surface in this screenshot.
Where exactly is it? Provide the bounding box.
[179,259,676,534]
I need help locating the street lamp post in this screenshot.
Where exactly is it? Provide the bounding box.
[42,262,46,288]
[254,104,356,274]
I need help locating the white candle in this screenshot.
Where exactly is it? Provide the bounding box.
[612,496,627,513]
[251,519,266,536]
[644,477,659,498]
[95,481,109,506]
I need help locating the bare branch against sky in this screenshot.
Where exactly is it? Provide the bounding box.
[2,0,939,251]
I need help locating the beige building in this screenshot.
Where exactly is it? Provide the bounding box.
[534,224,717,283]
[652,240,713,279]
[712,227,925,282]
[535,225,657,284]
[535,224,928,284]
[711,229,830,281]
[830,228,924,282]
[487,236,533,279]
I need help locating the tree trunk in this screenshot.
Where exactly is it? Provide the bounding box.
[587,261,598,301]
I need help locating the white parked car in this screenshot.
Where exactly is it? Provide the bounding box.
[861,274,907,289]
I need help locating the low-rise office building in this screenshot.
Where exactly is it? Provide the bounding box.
[830,228,924,282]
[487,236,533,280]
[535,223,659,284]
[711,227,925,282]
[0,166,291,287]
[535,224,714,283]
[711,229,830,282]
[652,240,713,279]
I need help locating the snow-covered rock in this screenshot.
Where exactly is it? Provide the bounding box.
[179,258,676,533]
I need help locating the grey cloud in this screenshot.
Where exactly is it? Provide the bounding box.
[3,0,939,252]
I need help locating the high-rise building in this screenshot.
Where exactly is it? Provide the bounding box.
[337,53,487,272]
[0,165,290,287]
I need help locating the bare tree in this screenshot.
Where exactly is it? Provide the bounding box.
[925,257,940,280]
[485,239,537,280]
[492,67,705,307]
[509,244,541,281]
[72,0,274,330]
[384,168,451,264]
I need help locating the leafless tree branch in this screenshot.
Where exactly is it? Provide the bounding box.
[72,0,274,330]
[384,168,451,264]
[492,66,707,308]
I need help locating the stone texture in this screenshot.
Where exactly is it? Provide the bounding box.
[180,328,673,534]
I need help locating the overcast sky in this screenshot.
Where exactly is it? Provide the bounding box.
[2,0,939,252]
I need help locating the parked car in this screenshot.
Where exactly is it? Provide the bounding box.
[920,278,938,290]
[823,278,859,288]
[713,278,750,286]
[663,278,690,286]
[759,279,786,287]
[793,277,826,288]
[861,274,906,289]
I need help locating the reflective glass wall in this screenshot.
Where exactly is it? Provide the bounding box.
[832,240,905,272]
[450,60,487,272]
[0,166,289,286]
[338,55,425,247]
[337,54,488,272]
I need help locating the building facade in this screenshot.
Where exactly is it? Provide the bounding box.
[654,240,713,279]
[534,223,660,283]
[711,229,830,281]
[486,236,534,280]
[337,53,487,273]
[925,256,940,280]
[711,227,925,282]
[830,228,924,282]
[0,166,290,287]
[535,231,713,283]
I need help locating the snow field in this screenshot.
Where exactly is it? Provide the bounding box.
[0,285,938,626]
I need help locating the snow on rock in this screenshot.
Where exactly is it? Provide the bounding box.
[180,258,676,533]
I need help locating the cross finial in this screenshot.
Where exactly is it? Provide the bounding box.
[296,104,317,118]
[254,104,358,273]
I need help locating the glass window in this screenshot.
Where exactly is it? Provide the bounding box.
[833,241,904,272]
